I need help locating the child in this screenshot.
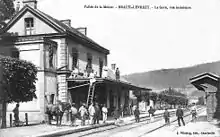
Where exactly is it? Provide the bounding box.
[134,106,140,123]
[163,108,170,126]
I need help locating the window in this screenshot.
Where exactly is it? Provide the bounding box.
[50,94,55,104]
[86,53,92,73]
[48,45,54,68]
[45,44,57,69]
[86,53,92,69]
[72,48,78,69]
[24,17,34,35]
[11,50,19,59]
[99,58,103,77]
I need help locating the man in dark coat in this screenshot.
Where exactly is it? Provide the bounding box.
[163,108,170,126]
[176,106,185,126]
[134,106,140,123]
[94,103,101,124]
[46,102,53,124]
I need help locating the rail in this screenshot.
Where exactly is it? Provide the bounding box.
[75,107,204,137]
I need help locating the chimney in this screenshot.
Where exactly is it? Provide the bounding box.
[15,1,21,12]
[23,0,37,9]
[76,27,87,36]
[111,64,116,71]
[60,19,71,27]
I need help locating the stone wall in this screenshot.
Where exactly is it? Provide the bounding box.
[206,92,217,121]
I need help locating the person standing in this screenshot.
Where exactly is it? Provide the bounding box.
[163,108,170,126]
[102,104,108,123]
[119,104,124,118]
[94,102,101,124]
[176,106,185,126]
[148,106,155,122]
[88,103,95,125]
[46,102,53,124]
[70,103,78,126]
[129,103,132,116]
[134,106,140,123]
[132,105,136,115]
[13,103,20,126]
[191,103,197,122]
[115,68,120,80]
[79,103,88,126]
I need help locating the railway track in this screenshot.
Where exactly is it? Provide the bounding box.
[63,107,204,137]
[137,107,205,137]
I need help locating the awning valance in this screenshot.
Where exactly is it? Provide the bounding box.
[67,77,151,92]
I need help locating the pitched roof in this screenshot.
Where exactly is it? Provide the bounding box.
[3,5,110,54]
[190,72,220,90]
[189,72,220,83]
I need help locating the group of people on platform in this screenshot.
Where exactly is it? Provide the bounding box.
[69,102,108,126]
[12,101,198,127]
[69,66,120,80]
[163,103,198,126]
[69,103,136,126]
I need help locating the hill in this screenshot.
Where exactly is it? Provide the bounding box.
[123,60,220,97]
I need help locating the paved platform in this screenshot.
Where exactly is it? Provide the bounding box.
[146,110,220,137]
[0,109,176,137]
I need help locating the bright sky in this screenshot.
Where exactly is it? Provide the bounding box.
[35,0,220,75]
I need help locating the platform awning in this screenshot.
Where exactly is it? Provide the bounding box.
[191,84,207,91]
[190,72,219,91]
[67,77,152,92]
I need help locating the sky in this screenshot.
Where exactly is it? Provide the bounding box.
[28,0,220,75]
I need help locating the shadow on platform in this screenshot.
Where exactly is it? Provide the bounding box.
[196,115,207,122]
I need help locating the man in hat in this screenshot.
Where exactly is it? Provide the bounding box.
[70,103,78,126]
[176,106,185,126]
[46,102,53,124]
[94,102,101,124]
[134,106,140,123]
[88,103,95,125]
[79,103,88,126]
[163,108,170,126]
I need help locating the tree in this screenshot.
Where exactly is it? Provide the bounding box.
[159,88,188,108]
[0,57,38,128]
[149,92,158,104]
[1,57,38,102]
[0,0,15,29]
[0,0,16,129]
